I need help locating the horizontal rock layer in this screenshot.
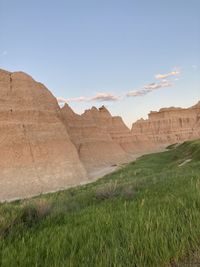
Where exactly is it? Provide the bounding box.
[131,102,200,147]
[0,69,87,201]
[60,104,132,171]
[0,68,199,201]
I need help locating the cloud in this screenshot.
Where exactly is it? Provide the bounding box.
[58,68,177,102]
[57,96,87,103]
[127,89,150,97]
[57,93,120,104]
[155,70,180,80]
[127,80,173,98]
[90,93,121,102]
[144,80,172,90]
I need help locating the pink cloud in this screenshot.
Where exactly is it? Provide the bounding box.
[127,80,173,97]
[57,93,121,104]
[155,70,180,80]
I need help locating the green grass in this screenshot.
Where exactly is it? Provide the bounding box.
[1,140,200,267]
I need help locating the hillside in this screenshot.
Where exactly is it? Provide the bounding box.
[1,140,200,266]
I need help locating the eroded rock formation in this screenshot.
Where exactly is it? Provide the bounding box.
[60,104,131,171]
[0,69,87,201]
[131,102,200,147]
[1,68,199,201]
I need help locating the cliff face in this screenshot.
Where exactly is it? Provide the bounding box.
[0,69,87,201]
[131,102,200,147]
[82,106,139,154]
[1,68,200,201]
[60,104,132,171]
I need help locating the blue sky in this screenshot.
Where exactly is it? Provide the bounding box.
[0,0,199,127]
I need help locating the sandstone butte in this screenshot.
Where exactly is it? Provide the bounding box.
[131,102,200,147]
[0,68,199,201]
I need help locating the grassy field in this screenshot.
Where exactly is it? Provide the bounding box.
[0,140,200,267]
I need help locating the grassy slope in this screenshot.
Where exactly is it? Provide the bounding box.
[0,140,200,267]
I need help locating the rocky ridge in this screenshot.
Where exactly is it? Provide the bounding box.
[0,68,199,201]
[60,104,131,171]
[131,102,200,147]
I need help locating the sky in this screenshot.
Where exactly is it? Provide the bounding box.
[0,0,200,127]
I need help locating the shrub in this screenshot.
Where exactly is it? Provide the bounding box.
[95,181,118,200]
[0,200,52,238]
[121,184,136,200]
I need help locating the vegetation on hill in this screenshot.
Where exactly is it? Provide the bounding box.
[0,140,200,267]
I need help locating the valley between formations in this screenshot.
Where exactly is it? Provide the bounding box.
[0,68,200,201]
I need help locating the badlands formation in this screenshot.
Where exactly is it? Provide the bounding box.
[131,102,200,147]
[0,68,199,201]
[60,104,135,171]
[0,69,87,201]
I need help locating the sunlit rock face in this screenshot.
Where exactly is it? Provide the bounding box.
[1,68,199,201]
[0,69,87,201]
[131,102,200,148]
[60,104,131,171]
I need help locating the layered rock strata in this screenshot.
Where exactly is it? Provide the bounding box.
[1,68,200,201]
[60,104,131,171]
[0,69,87,201]
[131,102,200,147]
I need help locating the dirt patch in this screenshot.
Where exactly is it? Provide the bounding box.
[179,159,192,167]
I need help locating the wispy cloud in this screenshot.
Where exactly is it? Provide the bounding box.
[127,89,150,97]
[58,68,178,102]
[57,93,120,103]
[127,80,173,98]
[155,70,180,80]
[144,80,172,90]
[90,93,121,102]
[57,96,87,103]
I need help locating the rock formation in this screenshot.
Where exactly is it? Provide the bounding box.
[0,67,199,201]
[0,69,87,201]
[131,102,200,147]
[60,104,131,171]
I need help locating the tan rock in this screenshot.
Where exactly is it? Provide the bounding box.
[131,101,200,148]
[0,69,87,201]
[60,104,131,172]
[1,68,199,201]
[96,107,135,154]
